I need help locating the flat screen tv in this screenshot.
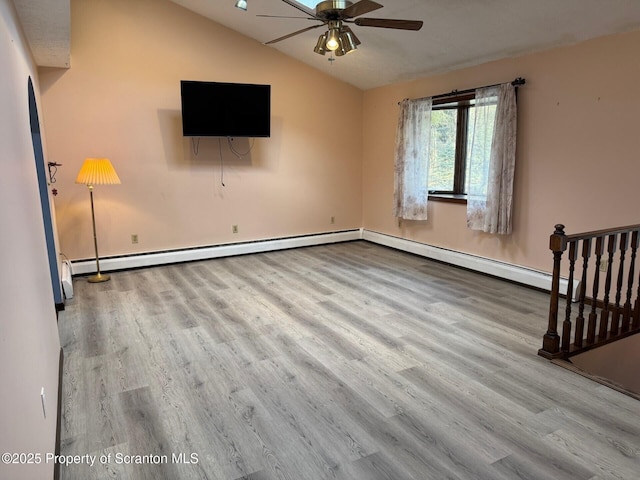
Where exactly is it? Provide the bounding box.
[181,80,271,138]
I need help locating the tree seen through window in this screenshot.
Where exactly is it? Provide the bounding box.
[427,101,496,196]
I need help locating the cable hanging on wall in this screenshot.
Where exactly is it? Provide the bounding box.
[191,137,200,156]
[47,161,62,183]
[218,138,225,187]
[227,137,254,158]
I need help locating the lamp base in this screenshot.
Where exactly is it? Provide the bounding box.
[88,273,111,283]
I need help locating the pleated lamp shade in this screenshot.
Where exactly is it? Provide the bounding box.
[75,158,121,185]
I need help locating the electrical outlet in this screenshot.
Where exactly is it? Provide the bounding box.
[330,216,335,224]
[232,225,238,234]
[131,234,139,244]
[599,259,608,272]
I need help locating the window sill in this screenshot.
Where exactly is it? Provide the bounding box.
[428,193,467,204]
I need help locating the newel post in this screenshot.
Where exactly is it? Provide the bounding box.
[539,224,568,359]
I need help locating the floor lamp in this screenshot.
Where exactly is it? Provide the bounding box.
[75,158,121,283]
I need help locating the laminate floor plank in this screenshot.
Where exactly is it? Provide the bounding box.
[317,299,409,352]
[294,335,404,418]
[342,451,419,480]
[165,368,264,479]
[218,260,369,362]
[328,382,482,480]
[456,295,545,337]
[58,241,640,479]
[545,425,639,480]
[328,321,420,374]
[247,357,369,474]
[241,367,345,479]
[352,355,517,470]
[399,364,599,480]
[361,358,516,465]
[189,262,231,291]
[258,253,336,296]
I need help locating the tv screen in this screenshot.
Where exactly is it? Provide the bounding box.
[181,80,271,138]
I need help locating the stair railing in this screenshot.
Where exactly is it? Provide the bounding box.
[539,223,640,359]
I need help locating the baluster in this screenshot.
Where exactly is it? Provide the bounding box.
[587,236,603,344]
[598,234,617,339]
[621,231,639,332]
[540,225,567,358]
[573,239,591,348]
[635,238,640,329]
[562,241,577,352]
[611,232,629,336]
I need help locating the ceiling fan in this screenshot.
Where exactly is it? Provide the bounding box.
[258,0,424,57]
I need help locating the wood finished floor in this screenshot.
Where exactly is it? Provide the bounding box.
[57,241,640,480]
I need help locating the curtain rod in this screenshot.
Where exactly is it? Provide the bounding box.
[398,77,525,105]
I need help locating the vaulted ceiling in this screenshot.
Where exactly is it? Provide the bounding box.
[12,0,70,68]
[13,0,640,90]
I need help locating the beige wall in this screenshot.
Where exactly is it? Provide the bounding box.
[40,0,363,261]
[363,29,640,273]
[0,0,61,478]
[3,1,639,472]
[38,0,640,274]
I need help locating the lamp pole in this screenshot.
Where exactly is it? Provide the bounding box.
[76,158,120,283]
[88,184,110,283]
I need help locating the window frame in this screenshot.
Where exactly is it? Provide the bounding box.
[284,1,316,13]
[428,92,476,203]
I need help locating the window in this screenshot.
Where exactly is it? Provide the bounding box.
[394,81,518,233]
[427,95,496,199]
[288,1,317,11]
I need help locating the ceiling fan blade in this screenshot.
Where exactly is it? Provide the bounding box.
[264,23,325,45]
[257,15,317,20]
[342,0,384,19]
[354,18,424,31]
[342,25,361,45]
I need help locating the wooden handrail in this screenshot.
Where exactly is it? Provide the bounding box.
[539,223,640,360]
[565,224,640,242]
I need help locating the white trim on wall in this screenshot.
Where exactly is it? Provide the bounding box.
[71,230,363,275]
[71,227,575,298]
[362,230,577,299]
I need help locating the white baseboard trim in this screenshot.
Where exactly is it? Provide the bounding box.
[71,229,363,275]
[362,229,576,297]
[71,227,574,298]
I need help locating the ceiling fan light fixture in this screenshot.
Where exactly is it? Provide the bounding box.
[326,30,340,51]
[314,33,327,55]
[339,30,357,55]
[325,21,341,51]
[263,1,422,59]
[234,0,247,11]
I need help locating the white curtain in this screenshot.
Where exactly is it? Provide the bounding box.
[393,98,432,220]
[467,83,517,234]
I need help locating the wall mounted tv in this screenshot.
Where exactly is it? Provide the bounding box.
[181,80,271,138]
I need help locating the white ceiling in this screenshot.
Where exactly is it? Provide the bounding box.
[12,0,640,90]
[12,0,70,68]
[170,0,640,90]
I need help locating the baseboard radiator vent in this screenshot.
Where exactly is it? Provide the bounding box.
[71,230,362,276]
[61,259,73,299]
[69,228,568,296]
[362,230,576,297]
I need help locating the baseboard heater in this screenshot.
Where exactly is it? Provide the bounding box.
[362,230,578,299]
[70,230,362,276]
[69,228,570,297]
[61,259,73,299]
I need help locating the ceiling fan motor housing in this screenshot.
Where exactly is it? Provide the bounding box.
[264,1,422,51]
[316,1,353,20]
